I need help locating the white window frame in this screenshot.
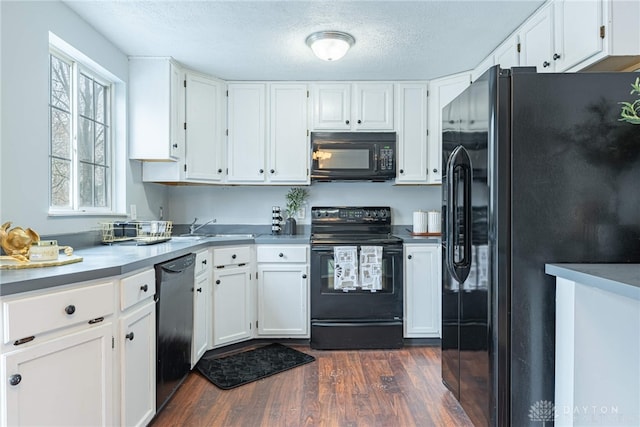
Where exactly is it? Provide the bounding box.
[48,34,125,217]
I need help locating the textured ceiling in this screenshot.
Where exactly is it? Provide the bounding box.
[64,0,546,81]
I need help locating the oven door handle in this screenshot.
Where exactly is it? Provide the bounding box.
[312,321,403,327]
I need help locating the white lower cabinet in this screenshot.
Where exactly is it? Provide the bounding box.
[256,245,309,337]
[118,267,156,427]
[120,301,155,427]
[192,250,211,366]
[2,322,113,426]
[211,246,253,347]
[404,244,441,338]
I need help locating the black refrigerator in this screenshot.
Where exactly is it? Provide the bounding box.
[441,66,640,426]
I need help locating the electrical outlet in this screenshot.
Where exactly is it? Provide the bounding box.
[130,204,137,220]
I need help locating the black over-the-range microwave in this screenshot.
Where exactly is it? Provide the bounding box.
[310,132,397,181]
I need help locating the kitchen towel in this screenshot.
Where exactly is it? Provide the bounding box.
[333,246,358,290]
[413,211,428,233]
[359,246,382,291]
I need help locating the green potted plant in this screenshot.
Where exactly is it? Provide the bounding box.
[284,187,309,235]
[619,76,640,124]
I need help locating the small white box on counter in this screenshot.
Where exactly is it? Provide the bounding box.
[29,240,59,261]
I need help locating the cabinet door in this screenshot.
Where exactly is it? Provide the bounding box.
[553,0,603,72]
[185,72,225,182]
[2,323,113,426]
[494,33,520,70]
[395,83,428,184]
[192,272,210,365]
[129,58,184,160]
[353,83,394,130]
[311,84,351,130]
[426,72,470,184]
[212,266,252,346]
[269,84,310,184]
[404,244,441,337]
[227,84,266,182]
[120,302,155,427]
[519,4,554,72]
[257,264,308,337]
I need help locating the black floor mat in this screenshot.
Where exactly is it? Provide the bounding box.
[196,343,316,389]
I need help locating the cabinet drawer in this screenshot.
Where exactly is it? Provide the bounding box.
[212,246,251,266]
[256,245,308,263]
[3,281,115,344]
[195,250,211,276]
[120,268,156,311]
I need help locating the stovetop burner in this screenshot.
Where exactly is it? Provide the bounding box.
[310,206,401,245]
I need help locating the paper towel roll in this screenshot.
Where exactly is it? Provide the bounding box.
[428,211,441,233]
[413,211,428,233]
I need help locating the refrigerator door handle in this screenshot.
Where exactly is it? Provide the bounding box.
[446,145,472,283]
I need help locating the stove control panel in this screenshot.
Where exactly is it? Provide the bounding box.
[312,207,392,223]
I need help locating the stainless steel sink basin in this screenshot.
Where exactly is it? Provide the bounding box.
[173,233,256,240]
[172,235,207,240]
[208,233,256,238]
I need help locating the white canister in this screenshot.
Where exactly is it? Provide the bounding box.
[412,211,429,234]
[428,210,441,233]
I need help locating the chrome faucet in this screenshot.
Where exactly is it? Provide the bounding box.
[189,217,216,235]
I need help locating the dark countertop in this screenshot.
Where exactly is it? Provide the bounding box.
[1,227,439,297]
[545,263,640,300]
[0,234,308,296]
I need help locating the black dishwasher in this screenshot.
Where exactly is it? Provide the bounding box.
[155,253,195,412]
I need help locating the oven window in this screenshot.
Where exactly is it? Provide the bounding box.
[316,248,395,294]
[315,148,370,170]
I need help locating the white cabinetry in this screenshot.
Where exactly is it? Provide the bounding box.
[227,83,309,184]
[227,83,266,183]
[1,280,116,426]
[129,57,183,160]
[426,72,471,184]
[395,83,429,184]
[404,244,441,338]
[256,245,309,337]
[269,84,310,183]
[192,250,211,366]
[118,268,155,427]
[311,83,394,131]
[494,33,520,70]
[142,68,226,183]
[519,3,555,72]
[211,246,253,347]
[518,0,606,73]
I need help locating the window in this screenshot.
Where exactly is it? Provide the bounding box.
[49,48,113,213]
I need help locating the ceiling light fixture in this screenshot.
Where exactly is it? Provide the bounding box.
[306,31,355,61]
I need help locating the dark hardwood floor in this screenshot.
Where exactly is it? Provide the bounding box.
[151,344,473,427]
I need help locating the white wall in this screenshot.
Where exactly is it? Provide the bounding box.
[0,0,166,235]
[166,183,441,226]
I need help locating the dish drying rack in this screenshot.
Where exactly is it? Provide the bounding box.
[101,221,173,245]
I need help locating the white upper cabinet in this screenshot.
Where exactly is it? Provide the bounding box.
[227,83,267,183]
[227,83,309,184]
[494,33,521,70]
[353,83,394,130]
[183,72,226,182]
[311,84,351,130]
[137,60,226,183]
[426,72,471,185]
[129,57,184,160]
[553,0,603,71]
[519,3,555,72]
[311,82,394,131]
[268,84,310,184]
[395,83,429,184]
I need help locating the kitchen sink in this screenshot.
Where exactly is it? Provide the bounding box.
[173,233,256,240]
[208,233,256,238]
